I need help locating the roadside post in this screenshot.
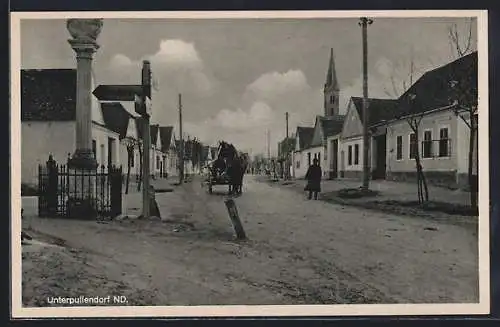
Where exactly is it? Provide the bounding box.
[224,198,247,240]
[136,60,153,218]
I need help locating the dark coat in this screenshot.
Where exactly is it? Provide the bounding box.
[305,164,322,192]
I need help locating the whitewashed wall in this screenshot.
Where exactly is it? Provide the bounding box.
[385,110,458,174]
[22,121,76,186]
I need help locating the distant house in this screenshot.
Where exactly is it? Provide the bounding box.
[292,126,315,178]
[100,101,141,178]
[384,51,478,189]
[313,115,345,179]
[339,97,399,179]
[159,126,177,178]
[21,69,120,186]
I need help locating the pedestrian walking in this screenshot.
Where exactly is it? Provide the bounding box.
[304,158,322,200]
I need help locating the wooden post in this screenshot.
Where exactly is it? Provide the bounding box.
[359,17,373,190]
[179,94,184,184]
[141,60,152,218]
[224,198,246,240]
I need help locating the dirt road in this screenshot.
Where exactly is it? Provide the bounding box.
[22,175,479,306]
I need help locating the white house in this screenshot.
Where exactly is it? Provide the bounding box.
[292,126,315,178]
[338,97,399,179]
[21,68,120,187]
[159,126,178,178]
[149,125,163,179]
[384,51,478,189]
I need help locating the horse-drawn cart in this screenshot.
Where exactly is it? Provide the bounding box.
[205,166,231,194]
[204,141,248,195]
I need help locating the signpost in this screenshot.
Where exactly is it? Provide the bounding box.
[139,60,152,218]
[92,61,154,219]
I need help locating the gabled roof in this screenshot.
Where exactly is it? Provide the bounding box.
[296,126,315,150]
[350,97,399,127]
[397,51,477,117]
[159,126,174,152]
[21,69,77,121]
[150,124,159,146]
[320,115,345,137]
[100,102,133,139]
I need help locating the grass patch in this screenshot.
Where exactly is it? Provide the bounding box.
[336,188,379,199]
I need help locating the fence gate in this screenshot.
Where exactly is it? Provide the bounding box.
[38,155,123,219]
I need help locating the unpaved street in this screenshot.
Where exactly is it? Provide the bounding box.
[22,175,479,306]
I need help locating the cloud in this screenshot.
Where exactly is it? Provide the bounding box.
[179,69,323,154]
[148,39,203,67]
[107,39,214,98]
[245,70,310,100]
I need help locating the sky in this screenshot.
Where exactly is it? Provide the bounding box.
[20,16,477,156]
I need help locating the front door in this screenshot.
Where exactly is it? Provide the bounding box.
[340,150,345,178]
[331,139,338,179]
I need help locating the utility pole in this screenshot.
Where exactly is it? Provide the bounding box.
[267,129,270,161]
[141,60,152,218]
[285,112,289,180]
[178,93,184,184]
[359,17,373,190]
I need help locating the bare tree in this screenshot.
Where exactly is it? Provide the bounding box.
[448,18,474,59]
[385,53,430,204]
[123,137,136,194]
[448,18,478,208]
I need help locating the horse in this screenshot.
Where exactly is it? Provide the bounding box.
[215,141,248,195]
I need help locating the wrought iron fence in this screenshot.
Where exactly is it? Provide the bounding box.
[38,155,122,219]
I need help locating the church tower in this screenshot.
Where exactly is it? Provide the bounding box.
[324,48,340,117]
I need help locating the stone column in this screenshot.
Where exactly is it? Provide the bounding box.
[65,19,103,219]
[66,19,103,170]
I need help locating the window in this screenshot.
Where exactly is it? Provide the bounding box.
[156,156,160,169]
[348,145,353,165]
[422,130,432,158]
[354,144,359,165]
[92,140,96,159]
[409,133,417,159]
[330,95,335,104]
[296,160,300,169]
[439,127,450,157]
[396,136,403,160]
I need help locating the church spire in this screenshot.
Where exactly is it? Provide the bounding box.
[325,48,339,90]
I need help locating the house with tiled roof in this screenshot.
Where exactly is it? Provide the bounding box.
[339,97,399,179]
[159,126,178,178]
[21,68,121,186]
[383,51,478,189]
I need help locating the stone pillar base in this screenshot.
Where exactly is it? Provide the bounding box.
[66,166,98,220]
[67,149,98,170]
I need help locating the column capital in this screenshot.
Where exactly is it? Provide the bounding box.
[68,39,99,59]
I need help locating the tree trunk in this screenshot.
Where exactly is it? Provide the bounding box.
[137,144,143,192]
[125,148,132,194]
[469,115,478,208]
